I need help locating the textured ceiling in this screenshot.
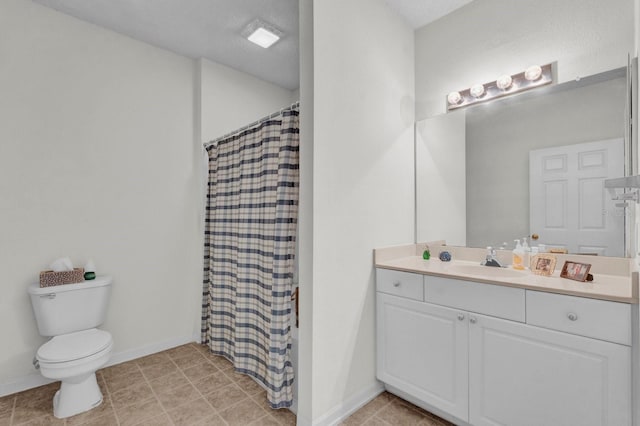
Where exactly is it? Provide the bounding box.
[385,0,474,29]
[32,0,300,90]
[31,0,473,91]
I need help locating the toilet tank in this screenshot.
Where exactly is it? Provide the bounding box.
[28,276,112,336]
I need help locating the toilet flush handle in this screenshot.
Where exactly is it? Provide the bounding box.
[40,293,56,299]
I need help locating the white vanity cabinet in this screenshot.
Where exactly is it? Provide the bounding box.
[377,292,469,421]
[468,313,631,426]
[376,268,633,426]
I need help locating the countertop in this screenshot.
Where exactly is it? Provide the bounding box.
[376,255,638,304]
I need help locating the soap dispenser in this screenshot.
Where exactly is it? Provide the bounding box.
[512,239,525,270]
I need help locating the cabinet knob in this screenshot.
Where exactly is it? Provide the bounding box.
[469,317,477,324]
[567,312,578,321]
[393,281,401,287]
[457,314,465,321]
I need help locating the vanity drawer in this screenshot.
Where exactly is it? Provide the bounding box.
[424,276,525,322]
[376,269,423,301]
[526,291,631,346]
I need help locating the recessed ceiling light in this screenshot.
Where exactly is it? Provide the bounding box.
[248,27,280,48]
[242,19,283,49]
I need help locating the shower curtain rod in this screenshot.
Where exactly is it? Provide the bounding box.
[205,101,300,148]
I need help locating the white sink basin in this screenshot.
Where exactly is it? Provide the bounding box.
[446,264,528,279]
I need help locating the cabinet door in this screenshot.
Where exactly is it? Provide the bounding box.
[469,314,631,426]
[377,293,468,421]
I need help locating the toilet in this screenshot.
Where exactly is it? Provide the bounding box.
[28,277,113,419]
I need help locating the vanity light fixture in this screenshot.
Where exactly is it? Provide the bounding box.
[446,63,553,111]
[242,19,283,49]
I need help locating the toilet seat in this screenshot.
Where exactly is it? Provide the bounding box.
[38,329,112,364]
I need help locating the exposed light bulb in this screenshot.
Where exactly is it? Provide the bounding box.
[524,65,543,81]
[496,74,513,90]
[447,91,463,105]
[470,84,485,98]
[445,64,551,111]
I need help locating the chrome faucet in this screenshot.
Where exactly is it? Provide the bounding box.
[481,246,503,267]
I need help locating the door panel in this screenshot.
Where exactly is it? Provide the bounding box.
[530,138,624,256]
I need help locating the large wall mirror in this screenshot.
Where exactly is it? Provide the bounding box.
[416,64,636,257]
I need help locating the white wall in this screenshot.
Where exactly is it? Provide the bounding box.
[0,0,200,392]
[199,59,295,144]
[416,111,466,245]
[634,0,640,269]
[297,0,314,423]
[415,0,636,120]
[310,0,414,423]
[637,0,640,56]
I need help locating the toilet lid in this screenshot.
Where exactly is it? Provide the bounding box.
[38,329,112,363]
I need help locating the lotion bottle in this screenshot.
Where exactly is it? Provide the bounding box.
[512,239,525,270]
[522,237,531,269]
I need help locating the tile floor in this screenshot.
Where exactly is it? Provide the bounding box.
[0,343,452,426]
[340,392,453,426]
[0,343,296,426]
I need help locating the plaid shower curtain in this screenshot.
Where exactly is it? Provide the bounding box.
[201,105,299,408]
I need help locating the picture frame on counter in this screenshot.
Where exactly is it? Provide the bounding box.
[560,261,592,282]
[530,254,556,276]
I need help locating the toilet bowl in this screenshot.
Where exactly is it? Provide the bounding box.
[37,329,113,418]
[28,276,114,419]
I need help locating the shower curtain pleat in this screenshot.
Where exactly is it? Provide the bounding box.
[201,105,299,409]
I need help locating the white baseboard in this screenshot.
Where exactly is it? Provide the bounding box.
[296,413,313,426]
[106,335,196,366]
[0,335,197,397]
[309,381,385,426]
[0,374,57,399]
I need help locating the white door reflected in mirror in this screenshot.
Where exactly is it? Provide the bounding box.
[529,139,625,257]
